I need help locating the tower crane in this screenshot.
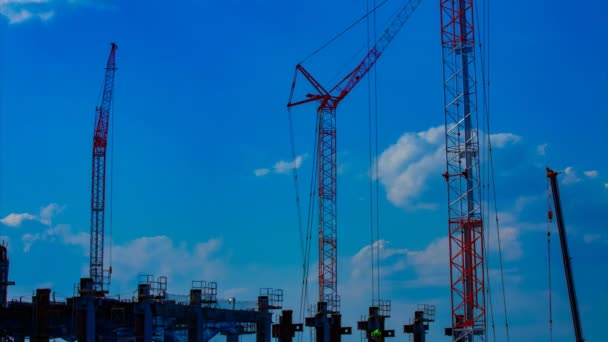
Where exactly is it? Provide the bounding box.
[90,42,117,295]
[288,1,421,341]
[546,168,585,342]
[438,0,486,341]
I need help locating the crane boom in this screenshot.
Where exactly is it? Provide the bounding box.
[90,42,117,295]
[546,168,584,342]
[288,0,422,110]
[332,0,421,104]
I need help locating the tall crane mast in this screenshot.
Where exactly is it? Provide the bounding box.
[546,168,584,342]
[288,1,421,341]
[90,42,117,295]
[439,1,485,341]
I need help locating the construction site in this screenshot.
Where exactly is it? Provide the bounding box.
[0,0,604,341]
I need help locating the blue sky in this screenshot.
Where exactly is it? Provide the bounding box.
[0,0,607,341]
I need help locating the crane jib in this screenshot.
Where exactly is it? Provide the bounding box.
[288,0,422,110]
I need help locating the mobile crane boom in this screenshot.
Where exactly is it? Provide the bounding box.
[547,167,584,342]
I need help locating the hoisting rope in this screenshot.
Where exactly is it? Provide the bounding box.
[302,120,319,340]
[547,181,554,342]
[288,106,306,264]
[489,154,510,342]
[475,0,497,339]
[300,0,392,65]
[476,0,510,339]
[366,0,382,307]
[108,89,115,288]
[366,0,375,304]
[372,0,382,306]
[475,3,496,342]
[289,103,320,342]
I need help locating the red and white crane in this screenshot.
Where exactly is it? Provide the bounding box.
[288,0,421,340]
[439,1,486,340]
[90,43,117,295]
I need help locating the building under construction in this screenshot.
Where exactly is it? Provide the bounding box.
[0,0,587,340]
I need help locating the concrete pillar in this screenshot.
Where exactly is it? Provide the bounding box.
[316,302,330,342]
[135,301,153,342]
[273,310,303,342]
[32,288,50,342]
[404,311,428,342]
[256,296,271,342]
[188,289,203,342]
[77,279,96,342]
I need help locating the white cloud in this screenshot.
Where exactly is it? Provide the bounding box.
[22,223,88,252]
[1,203,63,227]
[21,233,41,252]
[403,237,450,287]
[376,126,444,209]
[254,155,305,177]
[376,126,521,210]
[0,213,36,227]
[350,238,449,288]
[348,213,525,291]
[489,132,522,148]
[605,182,608,191]
[0,0,54,24]
[583,170,598,178]
[536,143,548,156]
[562,166,581,185]
[254,168,270,177]
[111,236,227,293]
[0,0,105,24]
[371,225,523,289]
[416,125,444,144]
[274,155,303,174]
[351,240,409,279]
[548,167,599,185]
[39,203,63,225]
[488,226,523,261]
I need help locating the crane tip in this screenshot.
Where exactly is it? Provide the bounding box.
[546,167,558,178]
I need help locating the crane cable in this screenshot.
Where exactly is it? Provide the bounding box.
[108,88,114,290]
[288,104,319,342]
[109,67,118,289]
[366,0,376,305]
[476,0,511,339]
[289,106,306,270]
[300,0,392,64]
[373,0,381,306]
[546,181,554,342]
[475,0,495,338]
[366,0,382,307]
[302,120,319,325]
